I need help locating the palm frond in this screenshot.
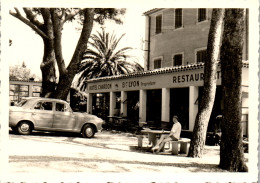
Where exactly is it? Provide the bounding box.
[76,28,144,91]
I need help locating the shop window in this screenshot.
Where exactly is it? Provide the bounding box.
[155,14,162,34]
[173,54,183,66]
[196,49,207,63]
[175,9,183,29]
[93,93,109,119]
[9,84,29,104]
[116,92,121,110]
[154,58,162,69]
[198,8,207,22]
[33,85,41,97]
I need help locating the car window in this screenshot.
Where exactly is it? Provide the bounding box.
[16,99,28,107]
[34,101,53,111]
[56,103,70,112]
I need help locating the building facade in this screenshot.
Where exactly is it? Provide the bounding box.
[143,8,248,70]
[9,79,42,105]
[85,8,249,135]
[9,79,72,106]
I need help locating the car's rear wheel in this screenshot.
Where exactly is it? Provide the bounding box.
[82,124,95,138]
[16,121,32,135]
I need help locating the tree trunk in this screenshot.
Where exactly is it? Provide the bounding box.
[219,9,248,172]
[40,36,56,98]
[188,9,225,158]
[53,9,95,100]
[39,9,57,97]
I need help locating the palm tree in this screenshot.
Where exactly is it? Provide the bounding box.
[76,28,144,90]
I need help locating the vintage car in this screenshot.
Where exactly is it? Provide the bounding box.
[9,97,103,138]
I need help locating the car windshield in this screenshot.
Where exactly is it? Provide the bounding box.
[16,99,28,107]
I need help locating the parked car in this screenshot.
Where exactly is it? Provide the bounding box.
[9,97,103,138]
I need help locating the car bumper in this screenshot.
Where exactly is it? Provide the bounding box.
[96,121,103,132]
[9,115,18,127]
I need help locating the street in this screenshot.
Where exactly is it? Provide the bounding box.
[7,129,231,174]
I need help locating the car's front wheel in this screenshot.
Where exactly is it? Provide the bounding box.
[16,121,32,135]
[82,124,95,138]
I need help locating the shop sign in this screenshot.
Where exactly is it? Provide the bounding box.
[88,70,221,92]
[89,83,112,91]
[122,81,156,88]
[173,71,221,83]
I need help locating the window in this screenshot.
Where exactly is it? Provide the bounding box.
[9,84,29,104]
[155,14,162,34]
[56,103,70,112]
[116,92,121,110]
[34,101,53,111]
[196,49,207,63]
[32,85,41,97]
[173,54,183,66]
[154,58,162,69]
[16,99,28,107]
[198,8,207,22]
[175,9,183,29]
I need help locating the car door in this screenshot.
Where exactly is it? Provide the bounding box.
[53,102,77,131]
[32,101,54,129]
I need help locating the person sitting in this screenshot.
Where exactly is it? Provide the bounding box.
[152,115,182,153]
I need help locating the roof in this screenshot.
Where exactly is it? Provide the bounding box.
[143,8,164,16]
[86,61,249,83]
[10,78,42,83]
[23,97,67,103]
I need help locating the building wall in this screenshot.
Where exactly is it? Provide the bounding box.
[9,80,42,105]
[9,80,72,105]
[145,8,248,70]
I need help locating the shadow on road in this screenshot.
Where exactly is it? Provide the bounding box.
[9,155,226,172]
[9,129,82,138]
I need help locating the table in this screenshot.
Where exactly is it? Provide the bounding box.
[138,129,170,147]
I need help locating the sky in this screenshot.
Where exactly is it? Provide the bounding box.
[8,8,149,79]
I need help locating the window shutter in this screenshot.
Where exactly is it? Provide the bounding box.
[197,50,207,63]
[198,9,206,22]
[174,54,183,66]
[175,9,182,28]
[156,15,162,34]
[154,59,162,69]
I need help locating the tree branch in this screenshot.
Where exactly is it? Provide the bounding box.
[60,9,66,22]
[23,8,44,30]
[50,8,66,76]
[67,8,95,75]
[10,8,49,39]
[64,8,82,22]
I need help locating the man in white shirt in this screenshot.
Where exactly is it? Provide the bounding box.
[152,115,182,153]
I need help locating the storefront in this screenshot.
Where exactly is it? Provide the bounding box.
[85,62,249,134]
[9,79,42,105]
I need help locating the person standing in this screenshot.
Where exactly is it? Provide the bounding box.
[152,115,182,153]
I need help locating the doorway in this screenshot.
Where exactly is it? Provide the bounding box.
[170,88,189,130]
[146,89,162,123]
[127,91,140,123]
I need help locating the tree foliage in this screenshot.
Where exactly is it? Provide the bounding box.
[9,62,39,81]
[76,28,144,90]
[9,8,126,100]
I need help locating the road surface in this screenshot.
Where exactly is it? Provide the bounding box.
[7,129,229,173]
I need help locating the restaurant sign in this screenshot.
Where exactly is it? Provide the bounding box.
[87,69,222,93]
[173,71,221,83]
